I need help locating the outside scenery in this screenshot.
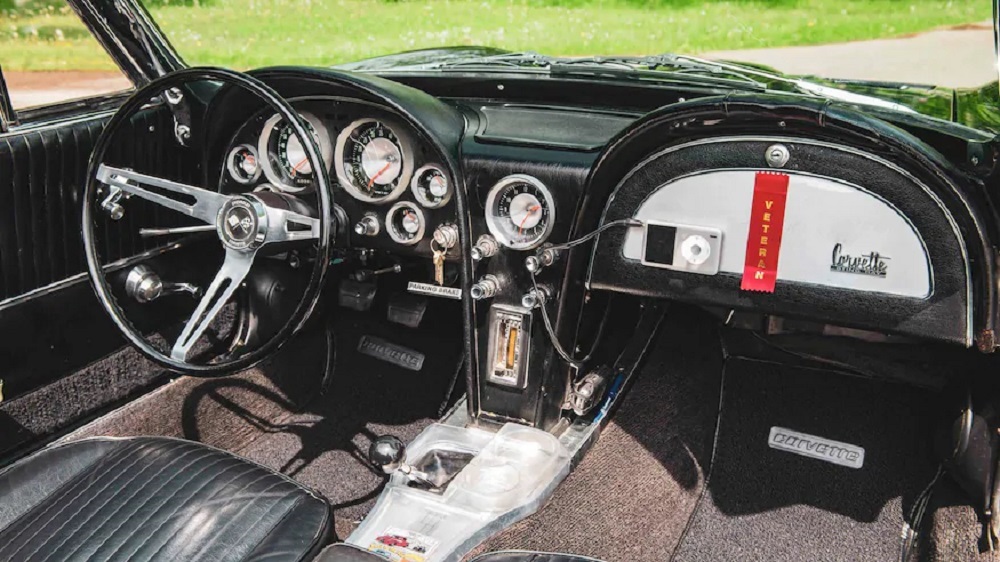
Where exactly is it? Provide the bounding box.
[0,0,995,108]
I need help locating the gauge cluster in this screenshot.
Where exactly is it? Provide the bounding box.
[485,175,556,250]
[220,98,455,253]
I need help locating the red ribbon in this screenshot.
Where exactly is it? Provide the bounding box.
[740,172,790,293]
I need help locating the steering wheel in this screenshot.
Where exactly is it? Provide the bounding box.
[82,68,333,376]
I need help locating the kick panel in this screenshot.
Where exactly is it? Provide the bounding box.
[622,170,931,298]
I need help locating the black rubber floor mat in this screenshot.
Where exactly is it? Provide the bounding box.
[673,359,938,562]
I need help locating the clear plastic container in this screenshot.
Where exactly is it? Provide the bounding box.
[348,423,570,562]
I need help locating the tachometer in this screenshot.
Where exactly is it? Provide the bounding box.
[258,111,333,193]
[411,164,451,208]
[227,144,261,184]
[335,118,414,203]
[386,201,425,245]
[485,175,555,250]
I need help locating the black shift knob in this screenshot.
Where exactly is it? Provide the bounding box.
[369,435,406,474]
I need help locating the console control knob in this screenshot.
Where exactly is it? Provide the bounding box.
[680,234,711,266]
[369,435,406,474]
[470,274,502,300]
[471,234,500,261]
[526,246,560,273]
[432,224,459,249]
[521,286,551,309]
[354,215,380,237]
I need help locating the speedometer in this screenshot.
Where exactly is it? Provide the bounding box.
[258,111,333,193]
[485,175,555,250]
[334,118,414,203]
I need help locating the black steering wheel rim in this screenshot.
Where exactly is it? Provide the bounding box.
[82,67,333,376]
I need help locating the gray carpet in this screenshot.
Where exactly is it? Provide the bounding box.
[65,320,460,537]
[468,309,725,561]
[673,360,938,562]
[1,346,165,458]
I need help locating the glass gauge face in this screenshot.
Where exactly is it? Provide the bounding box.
[335,119,413,203]
[258,111,332,193]
[485,175,555,250]
[227,144,261,184]
[386,201,425,245]
[411,164,451,208]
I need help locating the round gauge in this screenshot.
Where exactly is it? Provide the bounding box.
[411,164,451,208]
[227,144,261,184]
[258,111,333,193]
[386,201,426,246]
[485,175,555,250]
[335,118,414,203]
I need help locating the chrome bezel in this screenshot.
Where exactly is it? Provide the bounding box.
[257,110,333,193]
[410,163,451,208]
[216,196,267,251]
[484,174,556,251]
[386,201,426,246]
[335,118,414,204]
[226,143,262,185]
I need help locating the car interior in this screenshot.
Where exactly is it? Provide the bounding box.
[4,2,1000,562]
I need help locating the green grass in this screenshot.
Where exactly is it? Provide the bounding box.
[0,0,990,71]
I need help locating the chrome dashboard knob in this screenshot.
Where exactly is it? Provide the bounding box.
[432,224,459,249]
[471,234,500,261]
[354,215,380,237]
[470,274,502,300]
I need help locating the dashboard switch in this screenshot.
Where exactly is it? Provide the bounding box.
[470,274,502,300]
[471,234,500,261]
[354,215,380,237]
[432,224,460,249]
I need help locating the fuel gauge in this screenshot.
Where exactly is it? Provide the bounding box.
[411,164,451,208]
[227,144,262,185]
[386,201,426,246]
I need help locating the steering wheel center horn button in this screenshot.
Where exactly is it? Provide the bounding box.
[217,196,266,251]
[640,221,723,275]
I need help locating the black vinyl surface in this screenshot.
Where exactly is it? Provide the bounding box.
[673,359,938,562]
[0,437,331,562]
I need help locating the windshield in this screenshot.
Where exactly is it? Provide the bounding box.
[142,0,993,87]
[0,0,994,112]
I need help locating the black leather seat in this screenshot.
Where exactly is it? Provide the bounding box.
[0,437,331,562]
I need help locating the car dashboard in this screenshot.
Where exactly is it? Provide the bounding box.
[194,67,999,429]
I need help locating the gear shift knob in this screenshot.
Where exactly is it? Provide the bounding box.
[369,435,406,474]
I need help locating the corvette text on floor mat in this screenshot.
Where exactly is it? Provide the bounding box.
[767,426,865,469]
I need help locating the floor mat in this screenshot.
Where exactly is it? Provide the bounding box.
[673,359,939,562]
[468,308,725,561]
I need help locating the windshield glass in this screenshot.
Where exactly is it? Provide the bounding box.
[0,0,994,105]
[143,0,993,87]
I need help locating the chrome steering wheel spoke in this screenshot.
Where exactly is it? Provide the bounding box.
[262,206,321,244]
[170,248,255,361]
[97,164,228,224]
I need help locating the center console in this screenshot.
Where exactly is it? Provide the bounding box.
[346,421,570,562]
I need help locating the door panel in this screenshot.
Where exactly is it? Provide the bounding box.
[0,106,201,398]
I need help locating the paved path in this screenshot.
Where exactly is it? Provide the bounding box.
[6,71,131,110]
[703,22,997,88]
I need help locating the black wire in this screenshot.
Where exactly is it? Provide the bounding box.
[542,218,643,252]
[530,268,582,368]
[528,218,643,369]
